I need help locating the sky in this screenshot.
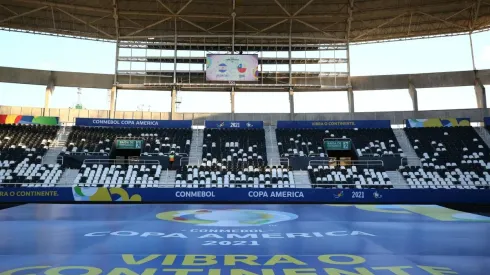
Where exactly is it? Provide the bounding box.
[0,30,489,115]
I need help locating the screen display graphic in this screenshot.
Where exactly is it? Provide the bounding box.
[206,54,259,82]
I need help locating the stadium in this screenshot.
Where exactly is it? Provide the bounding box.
[1,0,490,273]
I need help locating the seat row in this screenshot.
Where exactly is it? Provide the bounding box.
[175,165,294,188]
[307,165,393,189]
[0,160,63,186]
[400,164,490,189]
[0,124,59,161]
[73,164,163,187]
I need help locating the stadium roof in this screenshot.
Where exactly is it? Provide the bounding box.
[0,0,489,44]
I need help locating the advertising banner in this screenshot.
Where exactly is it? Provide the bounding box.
[277,120,391,129]
[0,115,59,125]
[205,121,264,129]
[405,118,471,128]
[1,187,489,204]
[75,118,192,128]
[206,54,259,81]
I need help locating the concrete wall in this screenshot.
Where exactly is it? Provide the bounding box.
[0,67,114,89]
[1,66,489,91]
[1,106,487,125]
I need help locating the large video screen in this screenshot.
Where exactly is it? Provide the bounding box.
[206,54,259,82]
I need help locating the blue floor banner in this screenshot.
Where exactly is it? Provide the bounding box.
[0,204,489,274]
[1,187,490,203]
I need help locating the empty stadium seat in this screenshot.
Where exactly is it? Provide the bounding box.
[202,128,267,169]
[400,165,489,189]
[276,128,403,158]
[0,124,62,187]
[175,164,293,188]
[73,163,163,188]
[401,127,490,189]
[61,127,192,156]
[0,159,63,187]
[405,127,490,165]
[307,165,392,189]
[0,124,59,161]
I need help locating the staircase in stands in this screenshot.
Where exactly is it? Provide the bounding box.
[393,128,420,167]
[476,127,490,149]
[265,126,281,166]
[161,170,176,187]
[386,170,408,189]
[292,170,312,188]
[43,126,72,165]
[58,168,79,186]
[188,128,203,166]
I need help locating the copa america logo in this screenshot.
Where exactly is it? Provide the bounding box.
[156,209,298,227]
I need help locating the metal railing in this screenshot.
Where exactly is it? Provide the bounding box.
[180,157,201,166]
[66,152,108,156]
[3,181,490,189]
[269,157,290,167]
[82,158,161,166]
[140,152,188,157]
[305,182,399,188]
[308,159,384,168]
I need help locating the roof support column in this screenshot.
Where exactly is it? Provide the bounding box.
[232,0,236,53]
[171,87,177,120]
[173,17,177,85]
[113,0,120,85]
[346,0,354,113]
[347,87,354,113]
[408,80,419,112]
[114,41,119,85]
[230,86,236,120]
[288,19,292,87]
[468,22,487,117]
[109,86,117,118]
[288,19,294,120]
[44,77,55,116]
[475,72,487,113]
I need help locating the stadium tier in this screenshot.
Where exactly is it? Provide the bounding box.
[73,163,163,187]
[402,126,490,189]
[62,126,192,156]
[0,124,59,161]
[202,128,267,168]
[307,165,392,189]
[0,124,62,186]
[277,128,402,158]
[175,165,293,188]
[0,117,490,203]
